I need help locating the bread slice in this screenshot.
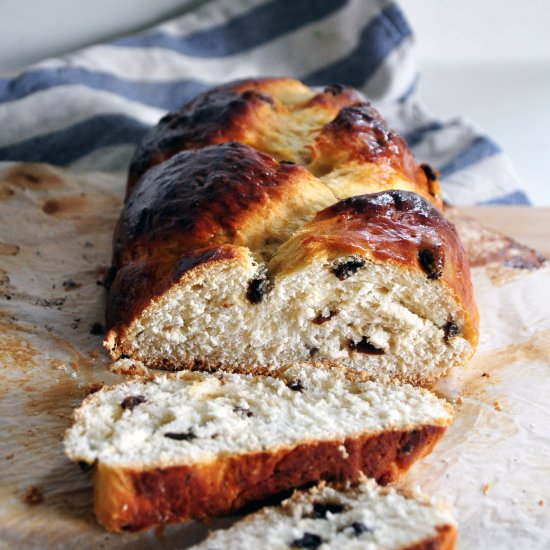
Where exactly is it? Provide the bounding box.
[106,157,478,384]
[126,78,441,208]
[64,367,453,532]
[191,481,456,550]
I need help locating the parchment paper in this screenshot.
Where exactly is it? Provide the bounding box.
[0,162,548,549]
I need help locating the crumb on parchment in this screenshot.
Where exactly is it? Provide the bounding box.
[482,483,491,495]
[23,486,44,505]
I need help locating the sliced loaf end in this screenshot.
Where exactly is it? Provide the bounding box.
[191,480,456,550]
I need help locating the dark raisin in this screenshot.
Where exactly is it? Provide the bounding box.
[443,321,460,342]
[62,279,81,291]
[164,430,196,441]
[288,380,304,392]
[392,193,404,210]
[120,395,147,411]
[332,258,365,280]
[22,486,44,505]
[324,83,346,95]
[291,533,323,548]
[312,310,338,325]
[421,163,439,182]
[348,337,384,355]
[280,160,296,165]
[234,406,253,417]
[400,430,420,455]
[418,247,444,280]
[401,443,412,454]
[90,322,105,335]
[246,269,272,304]
[350,521,371,535]
[312,502,345,518]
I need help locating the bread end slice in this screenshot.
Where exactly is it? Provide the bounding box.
[191,480,457,550]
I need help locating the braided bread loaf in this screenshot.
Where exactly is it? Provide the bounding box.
[105,78,478,385]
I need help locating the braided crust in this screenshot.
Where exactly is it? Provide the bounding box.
[127,78,441,206]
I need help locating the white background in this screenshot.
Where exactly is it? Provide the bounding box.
[0,0,548,204]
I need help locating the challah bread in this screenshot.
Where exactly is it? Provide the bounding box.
[191,481,456,550]
[64,366,453,532]
[105,141,477,384]
[126,78,441,207]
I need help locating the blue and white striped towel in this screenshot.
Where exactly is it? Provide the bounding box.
[0,0,530,205]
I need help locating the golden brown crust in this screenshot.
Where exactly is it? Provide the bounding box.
[403,524,457,550]
[126,77,440,207]
[308,103,435,198]
[115,141,320,268]
[93,424,446,532]
[126,77,315,192]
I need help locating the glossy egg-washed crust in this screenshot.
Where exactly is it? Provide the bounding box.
[126,77,441,206]
[92,424,447,532]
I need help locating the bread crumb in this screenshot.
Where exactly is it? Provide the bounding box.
[455,395,463,405]
[493,401,502,411]
[482,483,490,495]
[69,361,78,371]
[338,444,349,459]
[23,486,44,505]
[110,358,150,377]
[538,499,545,506]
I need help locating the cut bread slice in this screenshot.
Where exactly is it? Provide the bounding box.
[106,183,478,385]
[191,481,456,550]
[64,367,453,532]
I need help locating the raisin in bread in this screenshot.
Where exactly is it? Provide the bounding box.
[105,143,477,384]
[64,367,453,532]
[127,78,441,207]
[191,481,456,550]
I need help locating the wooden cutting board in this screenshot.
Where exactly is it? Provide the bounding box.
[0,162,548,549]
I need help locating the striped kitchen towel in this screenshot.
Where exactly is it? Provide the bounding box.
[0,0,530,205]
